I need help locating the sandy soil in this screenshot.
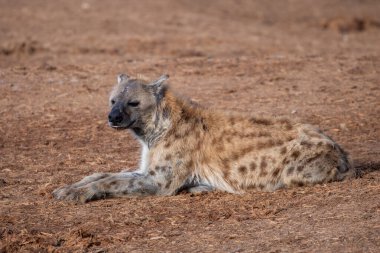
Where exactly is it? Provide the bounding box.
[0,0,379,252]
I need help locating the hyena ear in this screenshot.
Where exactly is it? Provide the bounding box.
[150,74,169,98]
[117,74,130,84]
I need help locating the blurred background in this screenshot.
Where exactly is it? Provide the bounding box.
[1,0,380,67]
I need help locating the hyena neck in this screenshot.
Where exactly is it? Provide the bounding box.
[130,118,168,149]
[135,91,199,149]
[133,91,193,148]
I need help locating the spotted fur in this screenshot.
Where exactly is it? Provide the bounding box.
[53,74,356,203]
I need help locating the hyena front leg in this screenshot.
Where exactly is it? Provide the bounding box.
[52,171,139,200]
[53,166,188,203]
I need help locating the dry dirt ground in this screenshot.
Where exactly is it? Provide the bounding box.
[0,0,379,252]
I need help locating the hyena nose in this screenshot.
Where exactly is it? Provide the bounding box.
[108,111,123,124]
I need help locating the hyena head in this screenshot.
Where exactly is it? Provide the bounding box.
[108,74,168,136]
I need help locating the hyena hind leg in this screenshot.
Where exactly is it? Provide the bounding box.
[177,181,215,194]
[283,155,354,188]
[282,139,356,188]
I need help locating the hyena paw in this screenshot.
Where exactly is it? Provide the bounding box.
[52,185,71,199]
[53,185,99,203]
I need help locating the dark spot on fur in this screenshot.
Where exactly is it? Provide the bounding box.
[266,139,276,148]
[164,142,171,148]
[231,180,239,186]
[243,132,254,138]
[221,157,230,165]
[297,165,304,172]
[238,165,247,174]
[258,184,265,190]
[272,167,281,177]
[155,166,160,171]
[216,143,224,152]
[181,109,191,121]
[284,158,291,165]
[223,170,230,179]
[149,170,156,176]
[257,131,271,137]
[305,152,323,164]
[247,184,256,189]
[186,160,194,168]
[304,173,312,178]
[162,106,170,119]
[300,140,312,147]
[165,154,172,161]
[259,157,268,177]
[257,139,283,150]
[174,133,182,139]
[276,139,284,145]
[250,162,257,171]
[286,135,295,142]
[201,119,208,131]
[260,157,267,169]
[280,146,287,155]
[138,181,143,186]
[165,180,172,189]
[157,183,162,188]
[287,166,295,175]
[291,150,300,159]
[317,141,323,146]
[279,118,293,130]
[284,123,293,130]
[232,152,239,160]
[291,180,304,187]
[240,146,254,156]
[249,117,273,125]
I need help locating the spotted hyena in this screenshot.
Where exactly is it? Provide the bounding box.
[53,74,356,203]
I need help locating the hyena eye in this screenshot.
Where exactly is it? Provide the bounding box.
[111,99,116,105]
[128,101,140,107]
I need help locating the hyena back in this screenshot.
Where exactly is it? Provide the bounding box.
[53,74,355,203]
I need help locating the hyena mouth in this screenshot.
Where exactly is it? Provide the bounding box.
[108,120,135,130]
